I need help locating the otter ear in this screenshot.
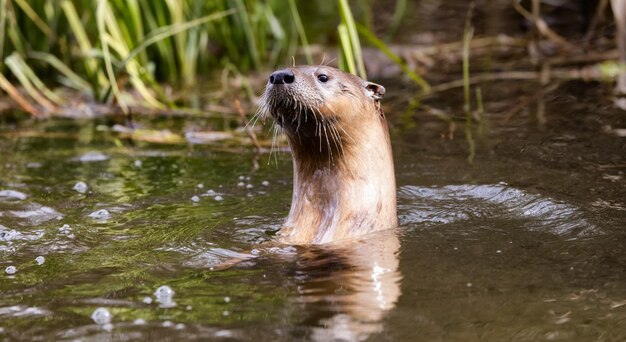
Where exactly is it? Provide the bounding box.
[365,82,385,101]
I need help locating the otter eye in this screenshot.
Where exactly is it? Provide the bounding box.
[317,74,329,83]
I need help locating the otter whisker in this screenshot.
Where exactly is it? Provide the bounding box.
[324,105,356,145]
[321,118,333,164]
[268,121,278,166]
[328,120,344,157]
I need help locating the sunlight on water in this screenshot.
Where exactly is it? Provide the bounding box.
[398,183,599,236]
[0,117,623,341]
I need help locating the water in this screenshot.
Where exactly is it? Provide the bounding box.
[1,81,624,340]
[1,3,625,339]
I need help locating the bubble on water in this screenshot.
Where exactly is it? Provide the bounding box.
[133,318,146,325]
[237,182,245,187]
[26,162,42,168]
[238,176,245,181]
[245,176,251,181]
[142,296,153,304]
[5,266,16,275]
[133,160,142,168]
[154,285,174,296]
[186,305,192,311]
[162,321,173,327]
[466,283,473,287]
[72,181,88,194]
[496,250,502,254]
[222,310,230,316]
[154,285,176,308]
[268,246,297,256]
[245,184,254,189]
[224,296,231,303]
[214,195,223,201]
[88,209,111,220]
[191,196,200,203]
[35,256,45,265]
[10,205,61,224]
[175,323,185,330]
[215,330,233,338]
[58,224,72,234]
[261,181,270,186]
[78,151,108,162]
[91,307,112,324]
[205,189,216,196]
[250,249,260,255]
[0,228,19,242]
[196,183,204,189]
[0,190,27,201]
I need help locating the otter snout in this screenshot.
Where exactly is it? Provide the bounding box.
[269,69,295,85]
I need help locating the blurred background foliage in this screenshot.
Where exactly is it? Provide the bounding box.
[0,0,623,118]
[0,0,407,115]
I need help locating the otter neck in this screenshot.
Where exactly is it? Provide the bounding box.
[278,117,397,245]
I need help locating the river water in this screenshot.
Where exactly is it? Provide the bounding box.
[1,73,624,341]
[2,0,626,340]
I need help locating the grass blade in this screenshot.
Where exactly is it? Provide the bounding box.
[0,72,42,116]
[338,0,366,78]
[356,23,430,92]
[97,0,126,111]
[28,51,92,90]
[13,0,54,38]
[5,53,58,111]
[288,0,312,64]
[338,24,356,74]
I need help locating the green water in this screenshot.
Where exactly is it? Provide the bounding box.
[1,75,625,341]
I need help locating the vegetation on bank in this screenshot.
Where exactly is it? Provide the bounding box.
[0,0,426,117]
[0,0,623,121]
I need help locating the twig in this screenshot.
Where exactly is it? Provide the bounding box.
[502,82,560,122]
[583,0,610,46]
[611,0,626,94]
[0,73,43,117]
[424,64,616,96]
[235,99,261,154]
[512,0,575,50]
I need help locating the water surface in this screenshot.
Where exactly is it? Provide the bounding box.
[1,75,625,341]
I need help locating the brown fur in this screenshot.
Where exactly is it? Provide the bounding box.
[257,65,397,244]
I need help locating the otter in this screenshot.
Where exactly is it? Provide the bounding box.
[257,65,397,245]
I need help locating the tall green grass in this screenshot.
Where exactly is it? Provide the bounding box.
[0,0,306,113]
[0,0,428,115]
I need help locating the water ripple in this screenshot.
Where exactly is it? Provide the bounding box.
[398,184,598,237]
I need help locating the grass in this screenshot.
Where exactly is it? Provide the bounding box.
[462,4,476,164]
[0,0,317,115]
[0,0,435,118]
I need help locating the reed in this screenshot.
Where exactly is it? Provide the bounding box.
[0,0,300,113]
[0,0,428,115]
[463,4,476,164]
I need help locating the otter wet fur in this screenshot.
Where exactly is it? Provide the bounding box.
[257,65,397,244]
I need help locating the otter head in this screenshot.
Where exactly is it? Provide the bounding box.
[258,66,386,162]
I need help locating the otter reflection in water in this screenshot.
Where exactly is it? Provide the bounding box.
[293,230,401,341]
[255,65,401,340]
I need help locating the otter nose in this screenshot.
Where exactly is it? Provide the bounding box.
[269,70,295,85]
